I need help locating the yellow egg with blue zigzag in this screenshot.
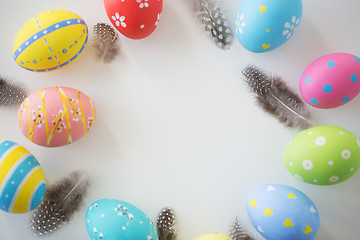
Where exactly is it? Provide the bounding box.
[0,139,46,214]
[12,9,88,72]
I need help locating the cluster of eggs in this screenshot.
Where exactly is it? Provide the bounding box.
[6,1,360,240]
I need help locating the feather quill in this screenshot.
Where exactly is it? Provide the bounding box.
[93,23,120,63]
[156,207,176,240]
[30,171,89,237]
[185,0,234,50]
[242,65,314,129]
[0,76,27,108]
[230,218,255,240]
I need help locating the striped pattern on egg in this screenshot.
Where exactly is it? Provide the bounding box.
[12,9,88,72]
[18,87,96,147]
[0,140,46,214]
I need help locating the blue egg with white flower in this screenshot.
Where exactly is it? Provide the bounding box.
[85,199,159,240]
[235,0,303,53]
[246,184,320,240]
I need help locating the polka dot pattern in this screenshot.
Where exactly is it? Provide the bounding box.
[284,126,360,185]
[299,53,360,109]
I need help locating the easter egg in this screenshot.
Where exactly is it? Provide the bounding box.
[12,9,88,72]
[86,199,159,240]
[194,233,232,240]
[235,0,302,53]
[103,0,163,39]
[284,125,360,185]
[18,87,96,147]
[299,53,360,109]
[0,140,46,214]
[246,184,319,240]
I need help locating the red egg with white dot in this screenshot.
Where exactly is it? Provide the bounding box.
[299,53,360,109]
[103,0,163,39]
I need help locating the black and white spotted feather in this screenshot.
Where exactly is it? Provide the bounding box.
[230,218,255,240]
[30,171,89,237]
[0,77,27,108]
[93,23,120,63]
[156,207,176,240]
[242,65,314,129]
[186,0,234,50]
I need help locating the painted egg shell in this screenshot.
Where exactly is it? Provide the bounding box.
[86,199,159,240]
[104,0,163,39]
[246,184,319,240]
[235,0,302,53]
[12,9,88,72]
[284,125,360,185]
[0,139,46,214]
[299,53,360,109]
[194,233,232,240]
[18,87,96,147]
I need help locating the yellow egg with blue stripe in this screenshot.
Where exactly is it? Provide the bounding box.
[0,139,46,213]
[12,9,88,72]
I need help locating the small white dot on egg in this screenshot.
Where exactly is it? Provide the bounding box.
[339,132,344,135]
[140,221,143,224]
[308,131,314,135]
[289,162,293,167]
[351,168,354,172]
[122,226,126,230]
[33,35,38,40]
[101,214,105,217]
[67,21,71,24]
[313,179,318,183]
[140,25,145,29]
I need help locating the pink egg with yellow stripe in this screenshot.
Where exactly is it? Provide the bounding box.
[18,87,96,147]
[0,139,46,214]
[12,9,88,72]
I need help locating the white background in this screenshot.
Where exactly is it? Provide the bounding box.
[0,0,360,239]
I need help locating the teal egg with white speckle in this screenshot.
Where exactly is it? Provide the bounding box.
[86,199,158,240]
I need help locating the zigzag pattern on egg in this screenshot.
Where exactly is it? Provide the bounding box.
[0,140,46,214]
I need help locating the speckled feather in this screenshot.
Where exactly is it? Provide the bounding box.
[30,171,89,237]
[0,77,27,108]
[93,23,120,63]
[156,207,176,240]
[242,65,314,129]
[185,0,233,50]
[230,218,256,240]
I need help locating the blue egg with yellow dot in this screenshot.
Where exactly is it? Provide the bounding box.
[12,9,88,72]
[86,199,159,240]
[246,184,320,240]
[235,0,303,53]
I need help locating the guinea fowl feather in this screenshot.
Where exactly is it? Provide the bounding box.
[0,77,27,108]
[185,0,234,50]
[156,207,176,240]
[93,23,120,63]
[242,65,314,129]
[230,218,256,240]
[30,171,89,237]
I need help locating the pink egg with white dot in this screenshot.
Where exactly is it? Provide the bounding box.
[300,53,360,109]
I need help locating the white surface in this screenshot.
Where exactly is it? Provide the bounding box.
[1,0,360,239]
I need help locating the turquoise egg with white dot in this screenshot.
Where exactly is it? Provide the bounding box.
[235,0,303,53]
[300,53,360,109]
[86,199,159,240]
[284,125,360,185]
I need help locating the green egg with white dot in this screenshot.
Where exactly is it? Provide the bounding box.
[284,125,360,185]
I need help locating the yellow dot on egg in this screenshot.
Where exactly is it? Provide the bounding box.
[291,25,294,30]
[237,21,240,25]
[266,29,270,32]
